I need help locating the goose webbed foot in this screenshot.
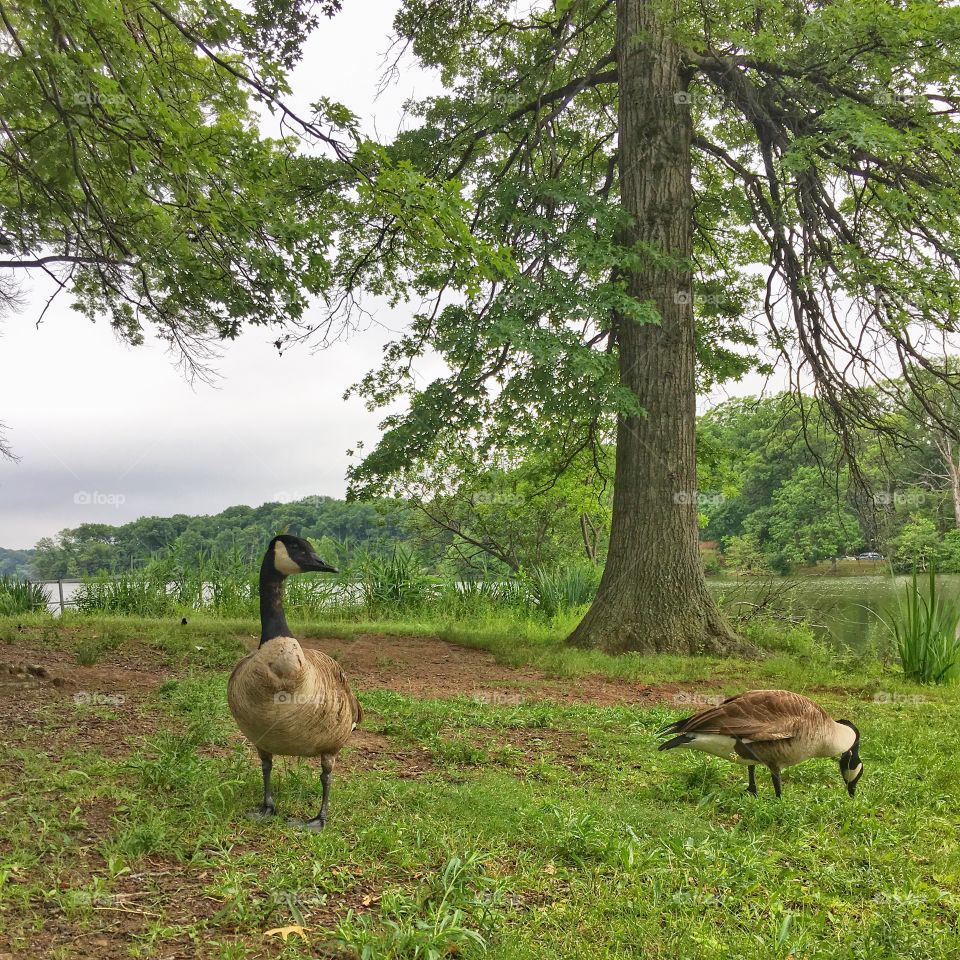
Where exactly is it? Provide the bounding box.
[247,801,277,820]
[286,814,326,832]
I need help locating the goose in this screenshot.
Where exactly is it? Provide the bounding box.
[657,689,862,798]
[228,535,361,830]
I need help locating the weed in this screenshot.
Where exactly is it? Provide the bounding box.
[334,852,501,960]
[74,632,120,665]
[525,564,600,618]
[0,576,47,615]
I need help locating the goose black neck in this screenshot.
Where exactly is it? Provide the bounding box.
[259,557,291,647]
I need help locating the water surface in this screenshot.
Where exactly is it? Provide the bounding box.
[710,574,960,654]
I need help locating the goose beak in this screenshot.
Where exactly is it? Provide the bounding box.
[306,556,338,574]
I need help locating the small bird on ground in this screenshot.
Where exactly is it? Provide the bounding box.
[657,689,863,797]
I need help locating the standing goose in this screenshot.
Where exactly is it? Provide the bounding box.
[228,535,361,830]
[657,689,862,798]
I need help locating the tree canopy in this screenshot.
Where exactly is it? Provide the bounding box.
[339,0,960,497]
[0,0,506,374]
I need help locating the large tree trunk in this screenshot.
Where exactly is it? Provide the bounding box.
[568,0,740,655]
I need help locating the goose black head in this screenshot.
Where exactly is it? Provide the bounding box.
[267,535,337,577]
[837,720,863,797]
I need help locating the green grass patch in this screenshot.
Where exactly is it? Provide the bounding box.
[2,618,960,957]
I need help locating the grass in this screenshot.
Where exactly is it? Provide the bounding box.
[0,575,47,615]
[65,550,612,624]
[884,568,960,684]
[2,613,960,958]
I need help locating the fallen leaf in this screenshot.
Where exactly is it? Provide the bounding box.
[264,925,308,942]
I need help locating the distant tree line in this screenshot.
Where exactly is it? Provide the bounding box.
[0,548,33,577]
[699,390,960,574]
[27,497,409,579]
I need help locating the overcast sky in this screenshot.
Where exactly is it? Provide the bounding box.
[0,3,764,550]
[0,4,436,548]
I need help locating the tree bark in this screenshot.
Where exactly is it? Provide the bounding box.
[568,0,741,655]
[946,439,960,529]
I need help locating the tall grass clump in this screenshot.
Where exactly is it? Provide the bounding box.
[355,546,434,614]
[0,575,47,615]
[438,576,529,622]
[73,567,177,617]
[525,564,600,618]
[886,568,960,684]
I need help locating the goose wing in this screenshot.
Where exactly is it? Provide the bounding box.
[659,689,823,743]
[303,649,363,726]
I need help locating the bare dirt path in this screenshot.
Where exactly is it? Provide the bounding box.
[304,632,693,707]
[1,630,701,708]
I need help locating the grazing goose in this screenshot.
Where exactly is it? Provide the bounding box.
[228,535,361,831]
[657,689,862,798]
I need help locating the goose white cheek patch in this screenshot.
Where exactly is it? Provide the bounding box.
[273,541,301,575]
[843,763,863,783]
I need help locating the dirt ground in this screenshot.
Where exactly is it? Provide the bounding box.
[0,630,697,787]
[303,632,696,707]
[0,630,701,713]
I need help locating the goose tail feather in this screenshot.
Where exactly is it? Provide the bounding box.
[657,717,691,737]
[658,733,695,751]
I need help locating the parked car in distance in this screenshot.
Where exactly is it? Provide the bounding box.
[856,551,884,561]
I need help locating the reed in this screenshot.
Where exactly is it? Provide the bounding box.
[885,568,960,684]
[64,547,607,624]
[0,575,47,615]
[525,564,601,618]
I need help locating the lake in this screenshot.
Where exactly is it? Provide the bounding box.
[709,574,960,653]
